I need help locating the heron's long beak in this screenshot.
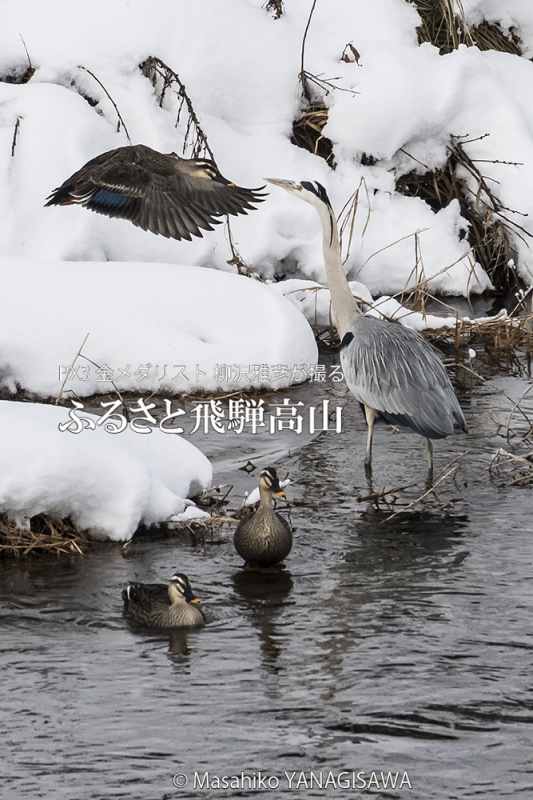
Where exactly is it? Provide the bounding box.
[265,177,296,190]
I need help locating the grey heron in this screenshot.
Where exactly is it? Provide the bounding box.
[234,467,292,567]
[45,144,266,241]
[122,573,205,628]
[268,178,467,481]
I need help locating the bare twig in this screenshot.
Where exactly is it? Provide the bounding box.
[78,65,132,143]
[356,482,417,502]
[11,116,22,157]
[300,0,319,101]
[18,33,32,71]
[382,451,470,524]
[56,332,130,421]
[57,332,90,404]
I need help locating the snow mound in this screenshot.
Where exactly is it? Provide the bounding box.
[0,260,318,397]
[0,401,212,541]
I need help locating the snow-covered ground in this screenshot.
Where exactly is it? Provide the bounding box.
[0,401,212,541]
[1,0,533,296]
[0,260,317,397]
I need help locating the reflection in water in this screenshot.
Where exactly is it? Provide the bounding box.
[232,568,293,672]
[167,629,192,658]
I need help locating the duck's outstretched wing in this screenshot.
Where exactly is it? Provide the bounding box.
[340,316,467,439]
[45,144,266,241]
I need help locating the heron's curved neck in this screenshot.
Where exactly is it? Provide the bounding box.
[315,202,359,338]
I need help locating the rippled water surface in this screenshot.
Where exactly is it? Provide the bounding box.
[2,365,533,799]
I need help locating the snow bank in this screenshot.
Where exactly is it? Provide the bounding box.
[274,275,501,336]
[0,401,212,541]
[272,278,373,329]
[1,0,532,296]
[366,296,507,333]
[0,260,318,397]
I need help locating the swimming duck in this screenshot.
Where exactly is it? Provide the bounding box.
[234,467,292,567]
[122,572,205,628]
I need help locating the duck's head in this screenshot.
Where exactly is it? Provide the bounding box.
[267,178,332,212]
[258,466,286,499]
[168,573,202,605]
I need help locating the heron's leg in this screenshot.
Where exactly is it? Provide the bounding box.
[425,438,434,486]
[364,405,377,479]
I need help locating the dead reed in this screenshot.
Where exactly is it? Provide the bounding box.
[396,136,529,293]
[0,513,89,558]
[412,0,522,55]
[489,449,533,487]
[264,0,284,19]
[291,103,335,168]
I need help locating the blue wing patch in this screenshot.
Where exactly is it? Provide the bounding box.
[92,189,129,208]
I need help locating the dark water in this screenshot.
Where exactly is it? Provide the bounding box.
[1,365,533,800]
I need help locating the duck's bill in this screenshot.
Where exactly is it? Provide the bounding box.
[274,489,287,498]
[190,596,202,604]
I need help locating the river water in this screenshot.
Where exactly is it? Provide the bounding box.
[1,356,532,799]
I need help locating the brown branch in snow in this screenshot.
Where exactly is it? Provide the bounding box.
[140,56,216,162]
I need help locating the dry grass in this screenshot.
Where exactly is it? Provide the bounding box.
[291,103,335,168]
[489,449,533,487]
[1,65,35,84]
[396,137,528,293]
[424,312,533,376]
[0,514,89,558]
[264,0,284,19]
[412,0,522,55]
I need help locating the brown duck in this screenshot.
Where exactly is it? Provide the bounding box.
[122,572,205,628]
[234,467,292,567]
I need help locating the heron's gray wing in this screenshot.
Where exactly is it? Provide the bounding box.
[45,145,266,241]
[340,316,467,438]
